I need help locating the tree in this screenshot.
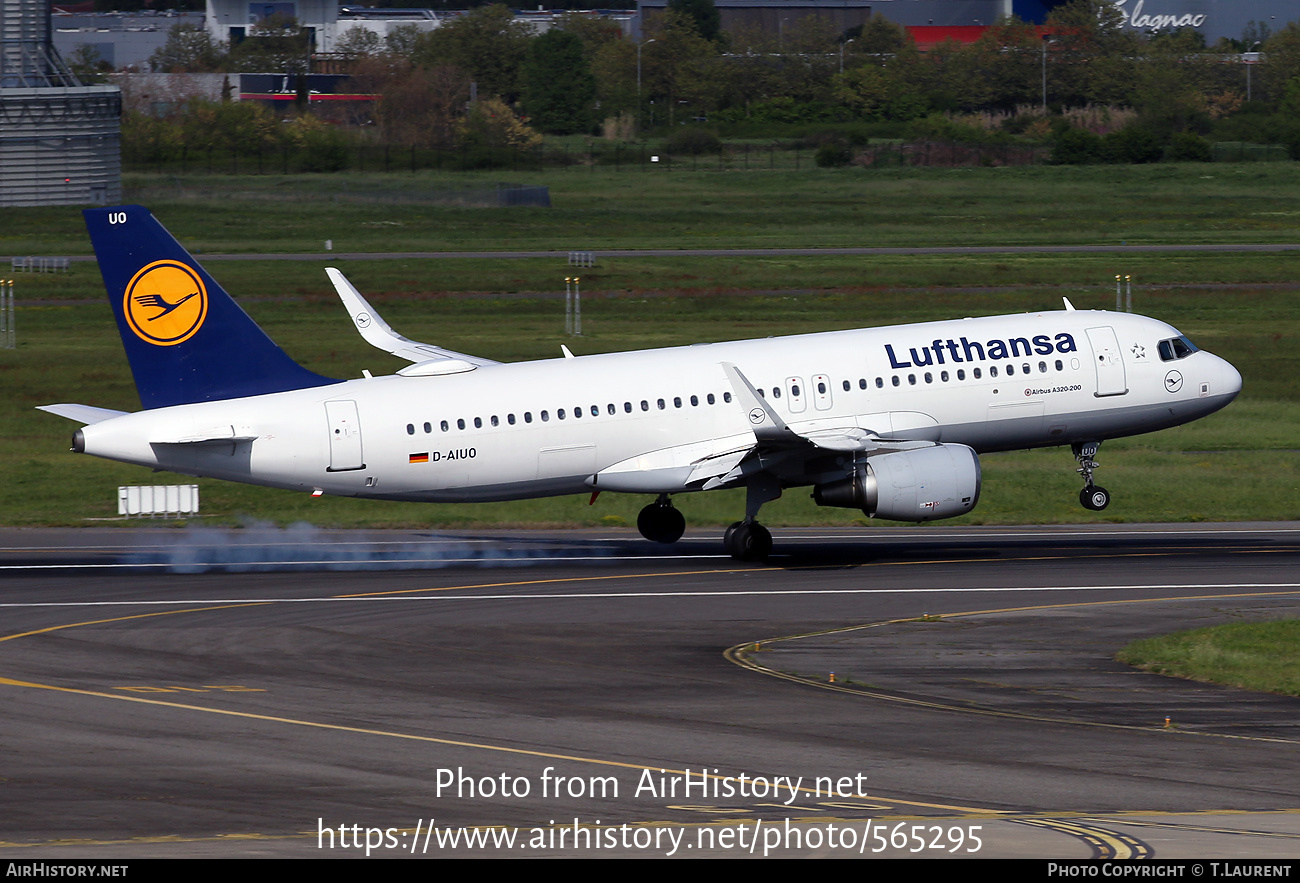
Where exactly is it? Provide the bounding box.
[149,23,226,73]
[460,97,542,151]
[413,5,533,101]
[385,24,424,59]
[68,44,112,83]
[958,17,1043,111]
[377,65,471,148]
[667,0,720,43]
[335,25,384,61]
[640,9,720,125]
[1044,0,1140,106]
[227,14,312,75]
[850,15,908,55]
[521,29,596,134]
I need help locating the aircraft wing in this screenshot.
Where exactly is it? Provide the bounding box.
[592,366,941,494]
[720,362,937,455]
[325,268,500,367]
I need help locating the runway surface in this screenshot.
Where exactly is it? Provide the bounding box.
[2,523,1300,859]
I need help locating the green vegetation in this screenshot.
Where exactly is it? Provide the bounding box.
[14,164,1300,255]
[1117,620,1300,697]
[133,2,1300,173]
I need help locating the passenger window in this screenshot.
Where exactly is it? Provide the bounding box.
[641,400,649,411]
[957,369,965,380]
[690,395,699,406]
[541,411,549,422]
[674,397,682,408]
[707,393,716,405]
[524,412,532,423]
[423,422,431,433]
[842,380,850,392]
[474,417,482,428]
[441,420,449,431]
[558,409,566,420]
[491,416,499,427]
[508,414,516,425]
[406,424,414,435]
[891,376,900,387]
[457,418,466,430]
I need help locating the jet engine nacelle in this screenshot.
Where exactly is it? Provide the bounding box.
[812,443,981,522]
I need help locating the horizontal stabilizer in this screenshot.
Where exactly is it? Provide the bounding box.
[37,404,129,425]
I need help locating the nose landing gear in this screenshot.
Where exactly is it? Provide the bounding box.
[1073,441,1110,511]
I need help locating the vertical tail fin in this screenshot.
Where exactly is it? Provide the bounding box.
[84,205,338,409]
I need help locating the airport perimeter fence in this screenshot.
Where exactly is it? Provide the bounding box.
[122,138,1054,176]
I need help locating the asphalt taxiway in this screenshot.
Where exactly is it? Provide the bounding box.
[2,523,1299,858]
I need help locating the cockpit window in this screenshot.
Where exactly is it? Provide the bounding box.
[1158,335,1199,362]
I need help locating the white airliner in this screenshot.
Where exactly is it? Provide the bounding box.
[41,207,1242,560]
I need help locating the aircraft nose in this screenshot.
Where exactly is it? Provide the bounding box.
[1220,355,1243,401]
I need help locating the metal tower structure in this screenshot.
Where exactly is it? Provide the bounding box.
[1,0,121,207]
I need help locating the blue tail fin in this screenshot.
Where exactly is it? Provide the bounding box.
[85,205,338,409]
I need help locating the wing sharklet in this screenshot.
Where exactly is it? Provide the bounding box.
[325,268,499,367]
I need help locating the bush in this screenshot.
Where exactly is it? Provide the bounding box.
[1051,127,1104,164]
[664,126,722,156]
[1164,132,1212,162]
[298,126,350,172]
[815,142,853,167]
[1104,126,1165,164]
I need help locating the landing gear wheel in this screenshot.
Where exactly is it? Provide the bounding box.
[637,502,685,544]
[724,521,743,550]
[1080,486,1110,511]
[724,522,772,561]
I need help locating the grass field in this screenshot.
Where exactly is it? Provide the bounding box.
[1117,620,1300,697]
[2,163,1297,528]
[7,164,1300,255]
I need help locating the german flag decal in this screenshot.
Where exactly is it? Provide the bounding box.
[409,452,429,464]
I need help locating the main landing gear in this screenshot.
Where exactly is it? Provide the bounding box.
[724,472,782,562]
[637,495,685,544]
[723,521,772,561]
[637,475,782,562]
[1073,441,1110,511]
